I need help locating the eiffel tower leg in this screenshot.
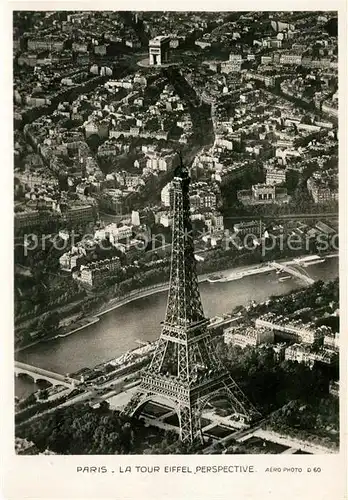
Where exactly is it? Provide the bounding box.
[178,405,194,443]
[148,338,168,372]
[193,403,204,444]
[222,380,261,420]
[178,404,202,444]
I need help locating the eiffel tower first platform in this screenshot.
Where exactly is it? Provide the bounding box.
[122,159,261,443]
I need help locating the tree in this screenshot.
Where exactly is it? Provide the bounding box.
[300,114,312,125]
[16,404,177,455]
[325,17,338,37]
[86,134,102,154]
[37,311,60,335]
[17,393,37,410]
[38,389,49,400]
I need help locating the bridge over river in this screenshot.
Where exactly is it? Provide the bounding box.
[270,261,314,285]
[15,361,78,389]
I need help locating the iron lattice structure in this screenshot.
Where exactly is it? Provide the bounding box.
[123,160,261,443]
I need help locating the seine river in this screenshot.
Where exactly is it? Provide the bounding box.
[15,257,338,398]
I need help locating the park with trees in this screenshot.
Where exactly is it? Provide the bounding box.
[16,402,198,455]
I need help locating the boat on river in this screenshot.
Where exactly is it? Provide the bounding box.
[279,276,291,282]
[207,273,243,283]
[223,274,243,281]
[207,274,224,283]
[302,258,326,267]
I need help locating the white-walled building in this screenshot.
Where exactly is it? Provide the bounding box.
[95,223,132,245]
[161,182,174,207]
[224,326,274,348]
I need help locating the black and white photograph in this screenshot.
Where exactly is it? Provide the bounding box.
[11,9,341,458]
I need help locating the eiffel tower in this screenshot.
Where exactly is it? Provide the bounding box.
[122,158,261,443]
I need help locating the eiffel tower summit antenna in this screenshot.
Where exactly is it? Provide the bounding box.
[122,159,261,443]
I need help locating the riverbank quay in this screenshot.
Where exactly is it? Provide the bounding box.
[15,316,100,353]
